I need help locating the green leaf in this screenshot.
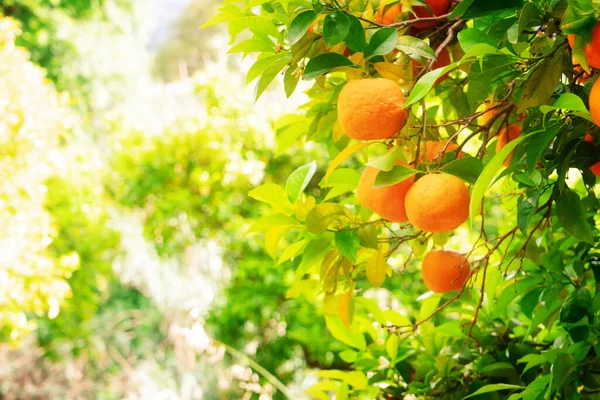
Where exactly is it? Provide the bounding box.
[306,203,348,233]
[440,157,483,185]
[518,2,542,32]
[517,190,540,235]
[277,239,307,265]
[285,161,318,203]
[284,66,299,97]
[463,384,525,399]
[265,225,294,259]
[560,288,593,323]
[456,0,524,19]
[556,189,595,245]
[552,353,577,391]
[228,38,276,54]
[366,148,399,172]
[518,354,546,374]
[201,5,245,28]
[366,250,387,287]
[539,93,593,121]
[404,62,458,108]
[345,14,367,52]
[247,54,287,84]
[288,10,318,45]
[374,165,418,188]
[480,362,518,379]
[249,184,295,215]
[323,12,350,48]
[457,28,497,52]
[254,57,290,101]
[518,50,566,113]
[335,231,360,262]
[470,134,528,218]
[325,316,366,350]
[364,27,398,59]
[526,125,561,174]
[396,36,436,63]
[303,53,355,80]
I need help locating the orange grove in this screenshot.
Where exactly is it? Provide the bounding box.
[410,0,452,29]
[591,78,600,127]
[568,22,600,69]
[374,3,402,25]
[356,161,414,222]
[496,124,522,166]
[421,250,470,293]
[338,78,408,140]
[405,173,470,233]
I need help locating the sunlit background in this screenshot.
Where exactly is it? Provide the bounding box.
[0,0,319,398]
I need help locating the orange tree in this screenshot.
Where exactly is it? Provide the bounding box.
[208,0,600,398]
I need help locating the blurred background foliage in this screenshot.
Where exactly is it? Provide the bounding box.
[0,0,343,398]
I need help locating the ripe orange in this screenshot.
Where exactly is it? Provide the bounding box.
[338,78,408,140]
[374,3,402,25]
[405,173,470,233]
[568,22,600,69]
[356,162,415,222]
[591,161,600,177]
[479,103,499,125]
[496,124,522,166]
[420,140,464,162]
[591,78,600,127]
[585,133,594,144]
[412,47,451,83]
[410,0,451,29]
[421,250,470,293]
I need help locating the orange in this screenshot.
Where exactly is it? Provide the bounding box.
[420,140,464,162]
[480,103,499,126]
[421,250,470,293]
[410,0,451,29]
[338,78,408,140]
[374,3,402,25]
[412,47,451,83]
[591,77,600,127]
[496,124,522,166]
[591,161,600,177]
[568,21,600,69]
[405,173,470,233]
[585,133,594,144]
[356,161,414,222]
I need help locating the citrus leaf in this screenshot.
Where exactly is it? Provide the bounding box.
[374,165,418,188]
[457,28,496,52]
[463,384,524,399]
[556,189,594,245]
[285,161,317,203]
[277,239,307,265]
[325,316,366,350]
[304,53,356,80]
[517,190,539,235]
[344,13,367,52]
[288,10,317,45]
[396,36,435,62]
[335,230,360,262]
[306,203,348,233]
[249,184,295,215]
[366,147,399,171]
[526,126,560,174]
[284,66,299,97]
[404,62,458,108]
[470,134,528,219]
[324,142,370,184]
[366,250,387,287]
[364,27,398,59]
[518,50,565,113]
[440,157,483,184]
[323,12,351,48]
